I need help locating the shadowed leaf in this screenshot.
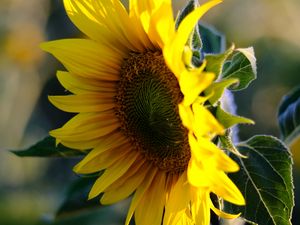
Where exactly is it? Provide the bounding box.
[12,136,85,157]
[222,47,257,91]
[278,86,300,145]
[199,23,225,54]
[224,135,294,225]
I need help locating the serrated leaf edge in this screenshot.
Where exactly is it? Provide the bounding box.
[237,135,294,225]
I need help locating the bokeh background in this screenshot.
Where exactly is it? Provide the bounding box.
[0,0,299,224]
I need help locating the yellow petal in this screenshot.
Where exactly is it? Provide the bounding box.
[40,39,123,80]
[164,0,222,75]
[192,104,224,137]
[100,160,149,205]
[136,1,152,35]
[178,103,194,131]
[96,0,146,51]
[182,46,193,68]
[187,135,240,189]
[54,115,121,150]
[211,172,245,206]
[88,150,138,199]
[58,111,114,129]
[164,172,191,225]
[188,133,201,160]
[134,0,157,37]
[148,0,174,48]
[50,112,119,142]
[210,200,241,219]
[180,70,215,107]
[125,167,158,225]
[110,0,147,51]
[103,156,145,190]
[197,137,240,172]
[48,94,115,113]
[63,0,120,47]
[59,138,101,150]
[133,0,174,48]
[187,157,211,187]
[74,145,130,174]
[129,0,154,48]
[64,0,143,51]
[176,0,222,52]
[73,133,129,174]
[56,71,117,94]
[191,190,210,225]
[58,129,124,150]
[135,172,166,225]
[168,212,194,225]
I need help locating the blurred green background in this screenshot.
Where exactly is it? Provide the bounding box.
[0,0,299,224]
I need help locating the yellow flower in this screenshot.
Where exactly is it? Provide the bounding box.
[41,0,245,224]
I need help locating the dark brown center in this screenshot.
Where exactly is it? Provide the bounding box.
[115,50,190,173]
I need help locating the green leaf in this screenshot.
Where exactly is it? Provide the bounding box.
[190,26,203,67]
[176,0,204,67]
[190,22,202,51]
[175,1,226,66]
[278,86,300,145]
[198,23,225,54]
[218,130,247,158]
[205,45,234,78]
[175,0,198,29]
[216,105,254,128]
[205,78,238,105]
[224,135,294,225]
[12,136,85,157]
[56,176,100,219]
[222,47,257,91]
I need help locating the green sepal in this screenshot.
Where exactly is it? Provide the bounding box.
[205,78,239,105]
[190,25,203,66]
[216,105,254,129]
[189,22,202,51]
[176,1,226,66]
[224,135,294,225]
[205,45,234,78]
[222,47,257,91]
[192,50,203,67]
[11,136,85,157]
[278,86,300,145]
[175,0,198,29]
[218,130,247,158]
[176,0,204,66]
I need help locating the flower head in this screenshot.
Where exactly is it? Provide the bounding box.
[41,0,245,224]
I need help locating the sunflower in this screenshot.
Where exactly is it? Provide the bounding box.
[41,0,245,224]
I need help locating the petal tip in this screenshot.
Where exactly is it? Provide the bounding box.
[48,95,62,109]
[73,163,81,173]
[39,42,53,52]
[88,192,96,200]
